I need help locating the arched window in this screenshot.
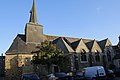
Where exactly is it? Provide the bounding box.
[107,50,111,61]
[106,46,112,61]
[81,54,87,61]
[95,54,100,62]
[81,49,87,62]
[24,57,31,66]
[95,50,100,62]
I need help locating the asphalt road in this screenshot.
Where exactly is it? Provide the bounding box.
[114,77,120,80]
[0,77,119,80]
[0,77,4,80]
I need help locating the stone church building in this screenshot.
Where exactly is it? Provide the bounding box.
[5,0,115,79]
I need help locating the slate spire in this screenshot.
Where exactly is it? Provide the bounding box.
[29,0,38,24]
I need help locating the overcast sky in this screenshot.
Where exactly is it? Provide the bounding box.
[0,0,120,55]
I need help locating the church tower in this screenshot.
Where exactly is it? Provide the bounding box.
[25,0,45,44]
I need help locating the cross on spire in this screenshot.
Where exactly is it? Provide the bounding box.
[29,0,38,24]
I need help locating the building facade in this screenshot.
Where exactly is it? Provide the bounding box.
[5,0,115,79]
[113,37,120,69]
[0,55,5,77]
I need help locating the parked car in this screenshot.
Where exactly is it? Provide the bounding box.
[47,72,72,80]
[73,71,90,80]
[113,68,120,77]
[105,69,115,80]
[21,73,40,80]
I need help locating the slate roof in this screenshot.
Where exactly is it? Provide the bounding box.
[71,39,81,50]
[6,34,36,54]
[52,37,74,53]
[45,34,80,42]
[6,34,112,54]
[98,38,112,51]
[71,39,89,53]
[86,40,94,51]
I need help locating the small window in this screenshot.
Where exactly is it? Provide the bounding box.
[94,50,100,62]
[24,57,31,66]
[80,49,87,63]
[107,50,111,61]
[81,54,87,61]
[95,54,100,62]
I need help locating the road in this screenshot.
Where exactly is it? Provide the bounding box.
[0,77,4,80]
[114,77,120,80]
[0,77,119,80]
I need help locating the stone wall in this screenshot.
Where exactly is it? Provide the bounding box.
[5,53,34,80]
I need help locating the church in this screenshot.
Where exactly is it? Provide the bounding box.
[5,0,115,79]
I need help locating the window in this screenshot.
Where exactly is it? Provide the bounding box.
[95,54,100,62]
[81,54,87,61]
[95,50,100,62]
[24,57,31,66]
[107,50,111,61]
[106,46,112,61]
[80,49,87,63]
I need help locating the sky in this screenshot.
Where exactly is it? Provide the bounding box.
[0,0,120,55]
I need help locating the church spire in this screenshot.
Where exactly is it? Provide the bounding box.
[29,0,38,24]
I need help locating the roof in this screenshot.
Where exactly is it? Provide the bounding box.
[6,34,37,54]
[98,38,112,51]
[6,34,112,54]
[71,39,89,52]
[85,40,102,53]
[53,37,74,53]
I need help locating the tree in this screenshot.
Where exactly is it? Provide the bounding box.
[32,41,70,73]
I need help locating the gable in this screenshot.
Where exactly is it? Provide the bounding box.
[53,37,74,53]
[72,39,89,53]
[98,38,112,51]
[91,40,102,53]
